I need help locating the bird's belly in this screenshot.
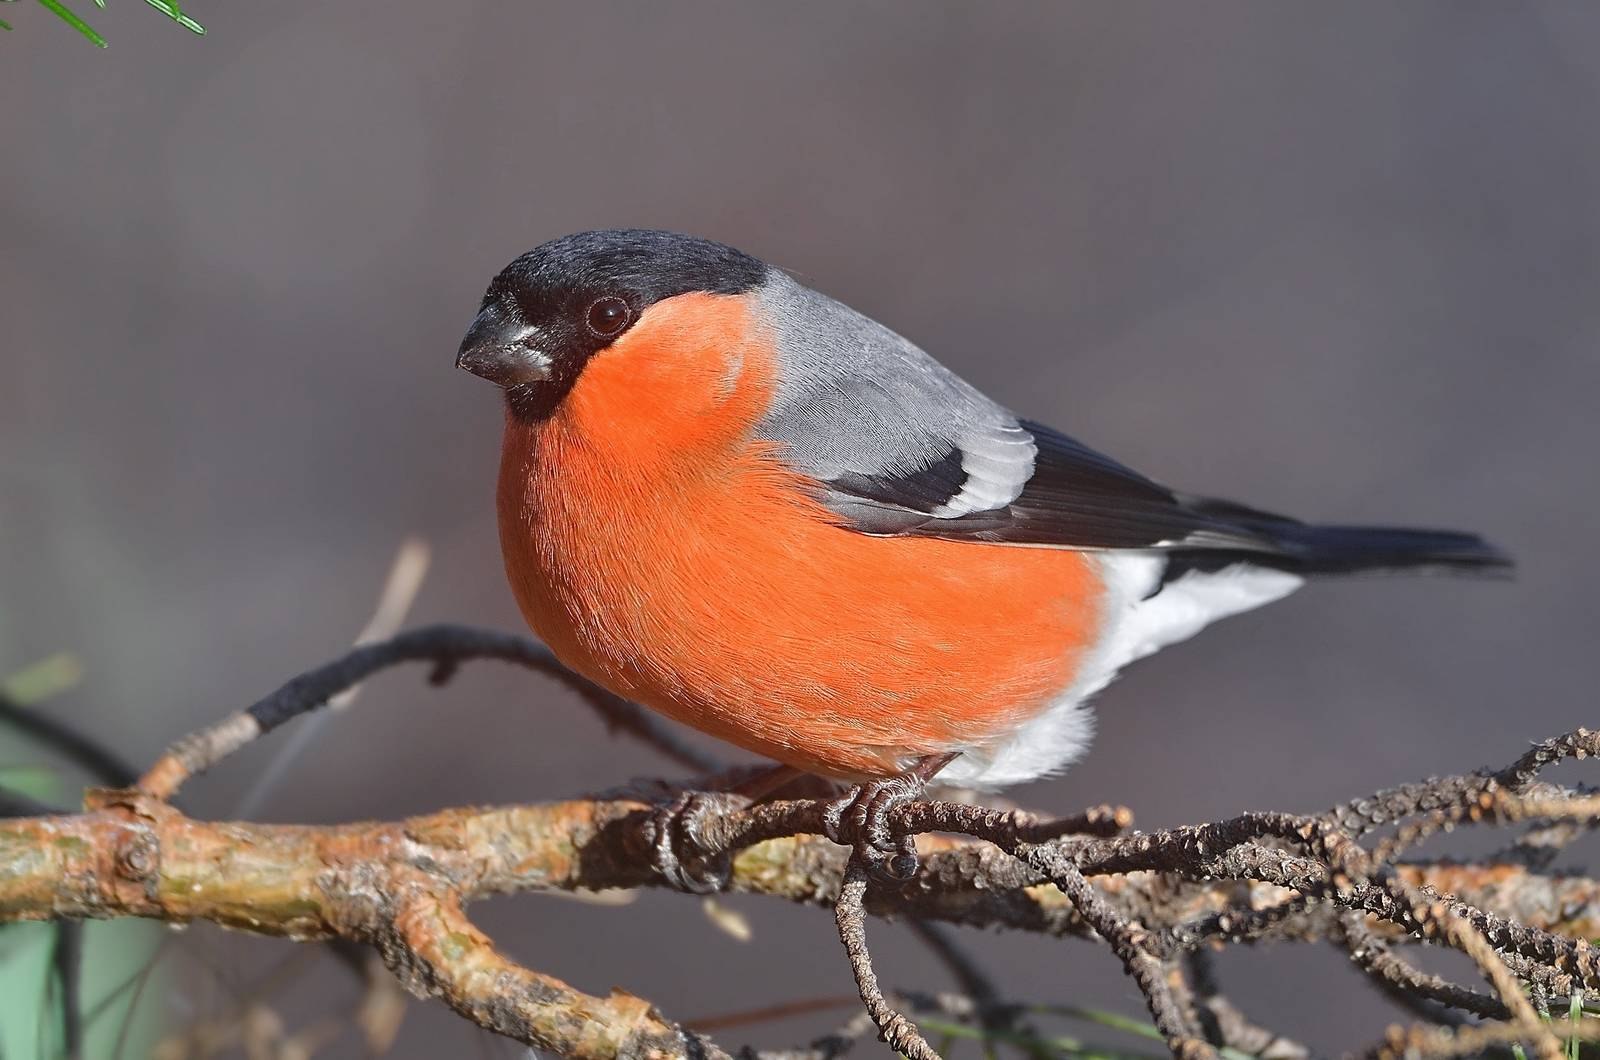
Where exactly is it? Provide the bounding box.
[499,446,1109,780]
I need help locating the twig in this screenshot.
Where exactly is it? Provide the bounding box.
[50,907,83,1059]
[1360,1016,1600,1060]
[0,691,139,787]
[6,778,1600,1058]
[1336,911,1500,1023]
[0,785,88,1059]
[1185,950,1308,1059]
[136,623,719,799]
[752,1007,880,1060]
[1009,841,1213,1058]
[232,537,433,819]
[906,919,1026,1059]
[685,995,860,1033]
[834,856,942,1060]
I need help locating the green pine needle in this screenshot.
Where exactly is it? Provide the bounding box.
[143,0,202,34]
[912,1016,1159,1060]
[1,653,84,706]
[34,0,105,47]
[8,0,203,45]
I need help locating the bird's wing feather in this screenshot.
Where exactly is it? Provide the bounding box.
[754,273,1281,555]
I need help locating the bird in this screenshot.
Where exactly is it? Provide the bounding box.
[456,228,1509,886]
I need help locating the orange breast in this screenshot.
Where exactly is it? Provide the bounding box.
[496,292,1107,780]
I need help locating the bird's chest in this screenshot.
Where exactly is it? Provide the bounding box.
[492,409,1108,781]
[494,419,772,703]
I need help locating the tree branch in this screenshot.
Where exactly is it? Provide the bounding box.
[0,781,1597,1055]
[4,625,1599,1059]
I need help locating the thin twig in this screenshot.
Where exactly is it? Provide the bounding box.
[136,623,719,799]
[905,920,1016,1052]
[1009,841,1213,1058]
[834,856,942,1060]
[1185,949,1308,1058]
[0,692,139,787]
[233,537,433,818]
[1336,911,1502,1022]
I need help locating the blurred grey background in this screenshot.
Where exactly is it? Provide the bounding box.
[3,2,1598,1055]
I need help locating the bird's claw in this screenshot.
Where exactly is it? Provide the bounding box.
[823,773,928,882]
[645,790,741,894]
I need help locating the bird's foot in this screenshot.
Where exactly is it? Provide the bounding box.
[822,753,958,881]
[642,764,800,893]
[645,790,746,894]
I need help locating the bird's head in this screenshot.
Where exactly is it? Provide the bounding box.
[456,229,769,420]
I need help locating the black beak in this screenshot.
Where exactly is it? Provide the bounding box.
[455,303,553,387]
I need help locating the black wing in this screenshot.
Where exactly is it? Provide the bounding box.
[819,419,1279,553]
[811,420,1509,574]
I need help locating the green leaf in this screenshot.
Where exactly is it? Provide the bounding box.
[33,0,105,46]
[0,17,11,29]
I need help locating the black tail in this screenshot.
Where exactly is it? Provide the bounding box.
[1253,522,1514,576]
[1175,496,1514,577]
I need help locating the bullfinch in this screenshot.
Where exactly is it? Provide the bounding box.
[456,229,1509,881]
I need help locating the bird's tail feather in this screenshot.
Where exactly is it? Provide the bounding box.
[1260,522,1513,576]
[1176,496,1514,576]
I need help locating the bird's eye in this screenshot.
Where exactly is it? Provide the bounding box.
[585,296,632,338]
